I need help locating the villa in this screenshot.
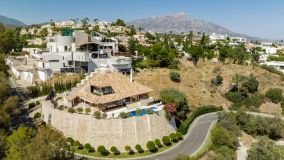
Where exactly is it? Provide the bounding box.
[63,69,153,111]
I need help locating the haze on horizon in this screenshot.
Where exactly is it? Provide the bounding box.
[0,0,283,40]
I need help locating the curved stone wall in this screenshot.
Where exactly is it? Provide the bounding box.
[41,101,176,150]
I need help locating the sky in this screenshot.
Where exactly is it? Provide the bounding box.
[0,0,283,40]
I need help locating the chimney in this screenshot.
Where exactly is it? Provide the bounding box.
[130,69,133,83]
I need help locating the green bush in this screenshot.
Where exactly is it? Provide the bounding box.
[34,112,41,119]
[110,146,119,155]
[125,145,131,151]
[28,102,36,109]
[85,108,91,114]
[94,111,101,119]
[178,105,223,135]
[225,91,247,104]
[154,139,163,148]
[135,144,143,153]
[242,75,259,93]
[97,145,106,153]
[67,108,75,113]
[265,88,283,103]
[211,75,223,86]
[146,108,153,114]
[58,105,64,110]
[260,65,284,77]
[66,137,74,145]
[162,136,171,146]
[84,143,91,152]
[77,107,83,113]
[176,132,183,140]
[119,112,128,119]
[73,140,80,148]
[146,141,157,152]
[169,133,178,142]
[160,89,189,120]
[211,124,238,150]
[35,101,40,105]
[170,71,181,83]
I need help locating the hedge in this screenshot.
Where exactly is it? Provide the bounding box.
[178,105,223,135]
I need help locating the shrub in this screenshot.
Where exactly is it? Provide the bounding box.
[78,144,84,150]
[34,112,41,119]
[66,137,74,145]
[170,133,178,142]
[136,109,143,115]
[58,105,64,110]
[28,102,36,109]
[84,143,91,152]
[242,75,259,93]
[146,108,153,114]
[135,144,143,153]
[154,139,163,148]
[170,71,181,83]
[243,94,264,108]
[67,108,75,113]
[265,88,283,103]
[176,132,183,140]
[211,75,223,86]
[125,145,131,151]
[110,146,120,155]
[119,112,128,118]
[211,124,238,150]
[102,113,107,118]
[162,136,171,146]
[225,91,247,104]
[35,101,40,105]
[146,141,157,152]
[85,108,91,114]
[97,146,106,153]
[94,111,101,119]
[73,140,80,148]
[160,89,189,120]
[77,107,83,113]
[178,105,223,135]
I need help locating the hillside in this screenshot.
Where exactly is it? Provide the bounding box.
[128,12,254,39]
[0,15,26,26]
[134,60,284,110]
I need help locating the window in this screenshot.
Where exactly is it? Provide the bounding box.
[49,60,59,62]
[64,46,68,51]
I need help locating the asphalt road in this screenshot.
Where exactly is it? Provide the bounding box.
[75,113,218,160]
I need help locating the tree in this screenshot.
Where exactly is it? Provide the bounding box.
[211,124,238,150]
[265,88,283,103]
[73,140,80,148]
[119,112,127,119]
[66,137,74,145]
[200,33,209,46]
[242,75,259,93]
[248,137,281,160]
[5,127,35,160]
[114,19,126,26]
[188,46,204,66]
[169,133,178,142]
[146,141,157,152]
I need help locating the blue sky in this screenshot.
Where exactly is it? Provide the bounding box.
[0,0,283,39]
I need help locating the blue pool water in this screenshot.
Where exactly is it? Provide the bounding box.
[128,107,157,117]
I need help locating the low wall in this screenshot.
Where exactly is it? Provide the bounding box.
[41,101,176,150]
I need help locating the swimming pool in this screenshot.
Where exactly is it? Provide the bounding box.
[128,107,157,117]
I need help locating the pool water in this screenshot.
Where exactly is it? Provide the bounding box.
[128,107,156,117]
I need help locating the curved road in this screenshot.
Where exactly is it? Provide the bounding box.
[75,113,218,160]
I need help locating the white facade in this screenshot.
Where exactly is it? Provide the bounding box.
[264,61,284,73]
[230,37,247,43]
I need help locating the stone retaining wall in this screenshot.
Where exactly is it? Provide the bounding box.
[41,101,176,150]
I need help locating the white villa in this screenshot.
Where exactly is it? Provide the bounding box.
[9,30,132,83]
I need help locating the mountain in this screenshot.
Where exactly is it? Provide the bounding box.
[128,12,253,38]
[0,15,26,27]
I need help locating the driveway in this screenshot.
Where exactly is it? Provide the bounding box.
[75,113,218,160]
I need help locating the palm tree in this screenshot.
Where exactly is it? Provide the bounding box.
[188,31,194,47]
[138,26,144,32]
[93,18,99,25]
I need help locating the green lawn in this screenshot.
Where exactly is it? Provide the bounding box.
[72,141,179,158]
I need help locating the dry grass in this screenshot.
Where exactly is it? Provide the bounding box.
[134,60,284,110]
[45,73,83,85]
[240,131,256,148]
